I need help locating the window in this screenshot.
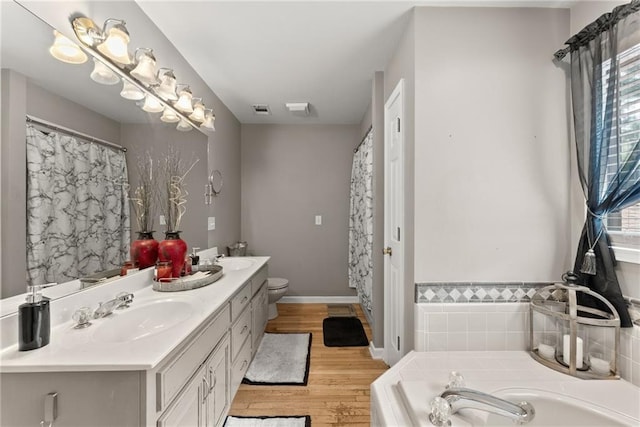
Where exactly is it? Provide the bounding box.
[603,42,640,253]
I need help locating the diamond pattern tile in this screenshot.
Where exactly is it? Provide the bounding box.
[414,282,549,304]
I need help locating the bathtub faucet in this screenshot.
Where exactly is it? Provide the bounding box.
[429,388,535,426]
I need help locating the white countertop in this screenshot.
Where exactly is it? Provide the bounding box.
[0,257,269,373]
[371,351,640,426]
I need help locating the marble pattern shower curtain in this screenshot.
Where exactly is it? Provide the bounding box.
[26,124,130,286]
[348,128,373,311]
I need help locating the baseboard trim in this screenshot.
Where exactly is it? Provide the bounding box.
[280,296,359,304]
[369,342,384,360]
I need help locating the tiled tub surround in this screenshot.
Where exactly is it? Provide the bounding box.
[415,283,640,387]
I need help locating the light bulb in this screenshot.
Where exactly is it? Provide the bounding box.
[174,86,194,113]
[160,107,180,123]
[189,100,205,122]
[155,69,178,101]
[97,20,131,65]
[120,79,145,100]
[201,110,216,131]
[90,58,119,85]
[176,118,192,132]
[131,49,158,85]
[141,94,164,113]
[49,30,87,64]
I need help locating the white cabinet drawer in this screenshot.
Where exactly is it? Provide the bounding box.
[231,306,251,361]
[157,364,205,427]
[230,338,252,397]
[250,265,268,297]
[156,304,230,412]
[230,283,251,321]
[251,283,268,355]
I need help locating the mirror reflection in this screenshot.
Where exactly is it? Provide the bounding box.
[0,2,208,306]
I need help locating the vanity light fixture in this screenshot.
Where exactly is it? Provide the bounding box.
[49,30,88,64]
[155,69,178,101]
[189,99,206,122]
[69,16,213,133]
[201,110,216,131]
[130,48,158,85]
[176,118,192,132]
[141,94,164,113]
[160,106,180,123]
[89,58,119,85]
[174,86,194,114]
[120,79,145,100]
[96,19,132,65]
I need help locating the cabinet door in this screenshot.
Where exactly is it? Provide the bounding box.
[205,335,230,427]
[251,284,268,353]
[157,365,205,427]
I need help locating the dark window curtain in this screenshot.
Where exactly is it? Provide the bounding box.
[568,0,640,327]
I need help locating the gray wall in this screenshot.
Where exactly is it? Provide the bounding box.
[383,12,416,353]
[412,7,570,283]
[121,124,209,252]
[241,124,359,297]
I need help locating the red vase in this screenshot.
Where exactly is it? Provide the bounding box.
[158,231,187,278]
[131,231,159,269]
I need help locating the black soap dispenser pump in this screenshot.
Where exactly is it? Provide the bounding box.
[18,283,54,351]
[190,247,200,272]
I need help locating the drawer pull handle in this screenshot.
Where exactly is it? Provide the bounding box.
[241,360,248,370]
[202,377,210,403]
[241,296,248,304]
[241,325,248,335]
[209,366,216,392]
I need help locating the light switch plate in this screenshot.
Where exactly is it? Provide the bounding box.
[208,217,216,231]
[159,215,166,225]
[315,215,322,225]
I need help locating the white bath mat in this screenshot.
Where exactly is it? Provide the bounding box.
[242,332,311,386]
[224,415,310,427]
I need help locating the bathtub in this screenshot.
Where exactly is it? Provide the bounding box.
[371,351,640,426]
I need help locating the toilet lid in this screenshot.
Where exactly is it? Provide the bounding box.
[268,278,288,290]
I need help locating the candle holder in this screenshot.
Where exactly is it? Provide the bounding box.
[529,280,620,379]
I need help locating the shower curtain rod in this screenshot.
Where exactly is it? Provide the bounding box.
[26,115,127,153]
[354,125,373,154]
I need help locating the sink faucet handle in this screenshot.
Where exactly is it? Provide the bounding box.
[72,307,93,329]
[116,292,134,309]
[446,371,465,389]
[429,396,452,426]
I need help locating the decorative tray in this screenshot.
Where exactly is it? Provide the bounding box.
[152,265,224,292]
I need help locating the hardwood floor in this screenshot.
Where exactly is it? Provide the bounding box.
[229,303,389,426]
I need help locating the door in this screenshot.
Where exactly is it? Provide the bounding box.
[384,79,405,366]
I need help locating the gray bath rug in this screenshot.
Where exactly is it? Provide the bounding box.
[326,303,356,317]
[243,332,312,386]
[224,415,311,427]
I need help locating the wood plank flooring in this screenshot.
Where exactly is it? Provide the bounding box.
[229,303,389,426]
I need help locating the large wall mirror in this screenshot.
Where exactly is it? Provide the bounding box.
[0,1,209,310]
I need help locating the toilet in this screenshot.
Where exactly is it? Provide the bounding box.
[267,278,289,320]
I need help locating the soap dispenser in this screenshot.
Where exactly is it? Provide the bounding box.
[18,284,54,351]
[190,247,200,272]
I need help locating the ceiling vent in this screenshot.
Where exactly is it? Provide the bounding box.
[251,104,271,115]
[285,102,310,116]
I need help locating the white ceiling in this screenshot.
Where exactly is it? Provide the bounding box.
[137,0,579,125]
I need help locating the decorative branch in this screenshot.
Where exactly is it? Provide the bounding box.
[128,153,156,232]
[159,147,198,233]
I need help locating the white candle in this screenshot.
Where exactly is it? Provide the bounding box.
[563,334,583,369]
[538,343,555,360]
[589,356,610,375]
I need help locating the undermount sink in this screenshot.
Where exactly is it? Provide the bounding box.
[217,257,254,271]
[92,300,192,343]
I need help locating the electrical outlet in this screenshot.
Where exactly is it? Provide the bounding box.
[159,215,166,225]
[315,215,322,226]
[207,217,216,231]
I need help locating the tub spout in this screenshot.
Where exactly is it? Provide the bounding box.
[430,388,535,426]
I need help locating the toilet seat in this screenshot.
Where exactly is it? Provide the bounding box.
[268,278,288,290]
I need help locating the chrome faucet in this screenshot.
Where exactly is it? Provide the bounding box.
[93,292,134,319]
[430,388,535,426]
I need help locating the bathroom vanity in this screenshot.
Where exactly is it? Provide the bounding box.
[0,257,269,427]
